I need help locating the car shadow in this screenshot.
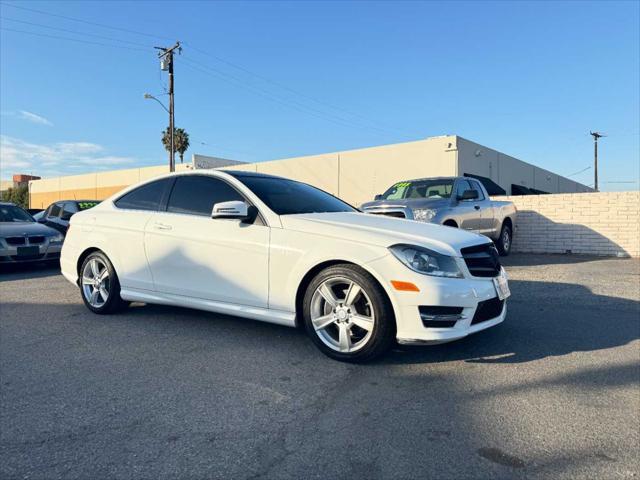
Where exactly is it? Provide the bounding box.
[0,262,61,282]
[501,253,629,267]
[379,278,640,365]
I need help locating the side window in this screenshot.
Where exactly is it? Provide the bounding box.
[49,203,63,218]
[470,180,486,200]
[61,202,79,220]
[455,180,473,199]
[115,178,172,211]
[167,175,244,217]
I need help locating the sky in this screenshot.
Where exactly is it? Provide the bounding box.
[1,0,638,191]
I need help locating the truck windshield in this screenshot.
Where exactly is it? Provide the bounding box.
[381,180,454,200]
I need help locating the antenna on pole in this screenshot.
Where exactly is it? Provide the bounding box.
[589,131,606,191]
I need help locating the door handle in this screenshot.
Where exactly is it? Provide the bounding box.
[154,222,172,231]
[474,205,480,210]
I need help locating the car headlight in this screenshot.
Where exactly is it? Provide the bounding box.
[412,208,437,222]
[50,234,64,244]
[389,244,463,278]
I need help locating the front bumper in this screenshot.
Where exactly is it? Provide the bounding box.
[366,254,508,344]
[0,240,62,264]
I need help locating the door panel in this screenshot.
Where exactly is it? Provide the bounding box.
[453,180,480,231]
[144,213,270,307]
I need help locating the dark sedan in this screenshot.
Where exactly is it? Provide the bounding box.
[0,202,64,264]
[38,200,100,235]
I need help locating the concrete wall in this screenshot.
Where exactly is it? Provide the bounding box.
[499,191,639,257]
[456,137,593,194]
[222,136,458,206]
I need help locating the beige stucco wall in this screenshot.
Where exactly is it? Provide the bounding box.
[29,164,191,209]
[497,191,640,257]
[456,137,593,194]
[221,136,458,206]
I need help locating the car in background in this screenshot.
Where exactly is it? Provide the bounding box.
[27,208,44,217]
[0,202,64,264]
[361,177,517,255]
[38,200,100,235]
[60,170,510,362]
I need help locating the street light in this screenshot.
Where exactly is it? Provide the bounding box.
[144,93,173,171]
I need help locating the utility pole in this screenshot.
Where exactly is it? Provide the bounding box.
[589,131,605,191]
[155,42,181,172]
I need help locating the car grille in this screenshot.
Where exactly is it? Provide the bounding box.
[471,297,505,325]
[460,243,501,277]
[28,236,45,244]
[5,237,26,246]
[370,211,406,218]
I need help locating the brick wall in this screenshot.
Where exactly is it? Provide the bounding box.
[495,191,639,257]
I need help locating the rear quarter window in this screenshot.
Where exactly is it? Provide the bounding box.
[114,178,172,211]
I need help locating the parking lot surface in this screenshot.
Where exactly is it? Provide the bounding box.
[1,254,639,479]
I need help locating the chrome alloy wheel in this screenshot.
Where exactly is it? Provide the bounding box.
[310,277,375,353]
[81,257,110,308]
[502,227,511,252]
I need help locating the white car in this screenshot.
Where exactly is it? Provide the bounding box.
[60,170,510,362]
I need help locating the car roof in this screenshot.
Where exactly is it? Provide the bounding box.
[393,176,459,184]
[223,170,287,180]
[0,202,18,206]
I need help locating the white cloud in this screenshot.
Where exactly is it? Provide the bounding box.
[0,135,137,179]
[18,111,54,126]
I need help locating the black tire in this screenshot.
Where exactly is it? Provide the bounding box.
[496,223,512,256]
[302,264,395,362]
[79,251,128,314]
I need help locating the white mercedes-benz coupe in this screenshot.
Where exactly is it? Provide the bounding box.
[61,170,510,362]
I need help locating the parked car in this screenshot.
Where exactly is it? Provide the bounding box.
[60,170,510,362]
[361,176,517,255]
[38,200,100,235]
[0,202,64,264]
[27,208,44,217]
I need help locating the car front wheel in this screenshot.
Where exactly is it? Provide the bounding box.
[80,251,128,314]
[302,264,395,362]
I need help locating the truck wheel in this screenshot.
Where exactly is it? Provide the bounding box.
[496,223,512,256]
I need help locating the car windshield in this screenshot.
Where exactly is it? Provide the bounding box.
[231,175,356,215]
[381,179,455,200]
[0,205,35,223]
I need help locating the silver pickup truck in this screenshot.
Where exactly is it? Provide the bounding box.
[361,176,517,255]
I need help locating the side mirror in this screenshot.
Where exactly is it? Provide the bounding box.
[211,200,250,220]
[374,194,383,200]
[37,218,47,224]
[457,189,479,201]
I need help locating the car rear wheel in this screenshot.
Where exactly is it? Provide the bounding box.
[302,264,395,362]
[80,251,128,314]
[496,223,512,256]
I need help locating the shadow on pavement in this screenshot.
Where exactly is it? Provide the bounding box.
[382,278,640,365]
[0,262,61,282]
[501,252,630,267]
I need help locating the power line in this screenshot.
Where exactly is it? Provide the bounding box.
[183,41,422,138]
[566,166,591,177]
[0,26,149,52]
[0,16,154,48]
[0,2,171,41]
[180,57,396,136]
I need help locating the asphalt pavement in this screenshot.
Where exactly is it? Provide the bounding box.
[1,254,639,479]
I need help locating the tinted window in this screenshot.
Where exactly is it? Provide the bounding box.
[49,203,63,217]
[0,205,34,222]
[61,202,79,220]
[233,175,355,215]
[469,180,485,200]
[167,175,244,216]
[115,178,172,211]
[455,180,473,199]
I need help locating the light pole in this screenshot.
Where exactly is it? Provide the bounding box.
[144,93,173,171]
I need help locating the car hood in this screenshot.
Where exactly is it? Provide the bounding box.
[0,222,59,236]
[360,198,450,210]
[280,212,488,256]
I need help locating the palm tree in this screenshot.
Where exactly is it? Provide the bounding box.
[161,127,190,163]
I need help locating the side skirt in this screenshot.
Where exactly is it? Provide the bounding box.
[120,288,297,327]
